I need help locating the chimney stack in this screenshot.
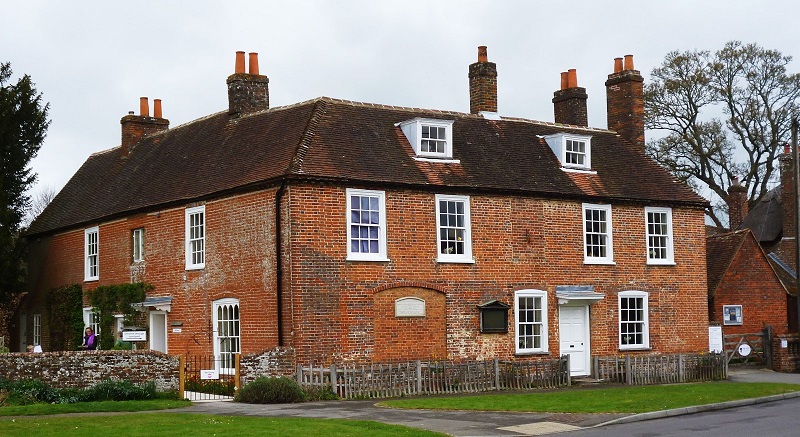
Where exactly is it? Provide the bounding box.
[553,68,588,126]
[468,46,498,114]
[726,176,749,230]
[120,97,169,157]
[606,54,645,149]
[227,51,269,117]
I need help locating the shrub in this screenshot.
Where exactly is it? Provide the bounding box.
[3,379,61,404]
[80,379,156,402]
[303,385,338,401]
[235,377,305,404]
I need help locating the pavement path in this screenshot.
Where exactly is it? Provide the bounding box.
[177,367,800,437]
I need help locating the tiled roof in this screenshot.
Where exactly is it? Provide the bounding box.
[738,186,782,243]
[706,229,750,297]
[28,97,707,236]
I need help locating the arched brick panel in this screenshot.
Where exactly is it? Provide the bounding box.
[373,287,446,362]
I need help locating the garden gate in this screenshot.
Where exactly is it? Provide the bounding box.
[723,326,772,367]
[179,354,239,401]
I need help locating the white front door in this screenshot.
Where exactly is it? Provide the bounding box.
[149,311,167,353]
[559,305,590,376]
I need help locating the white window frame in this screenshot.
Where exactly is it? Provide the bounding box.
[83,307,100,338]
[84,226,99,281]
[397,118,455,159]
[132,228,145,263]
[346,188,388,261]
[185,206,205,270]
[645,207,674,265]
[543,133,592,170]
[619,290,649,350]
[515,289,549,354]
[582,203,614,264]
[33,313,41,346]
[435,194,474,263]
[213,298,241,375]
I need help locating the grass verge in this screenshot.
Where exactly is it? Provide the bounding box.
[0,413,446,436]
[0,399,191,416]
[379,382,800,413]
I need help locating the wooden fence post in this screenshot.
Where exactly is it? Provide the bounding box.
[178,354,185,397]
[330,364,338,397]
[493,358,500,390]
[296,364,303,385]
[625,355,632,385]
[235,353,241,391]
[415,360,422,395]
[764,325,773,369]
[678,354,685,383]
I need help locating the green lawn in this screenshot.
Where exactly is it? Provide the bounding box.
[0,413,446,437]
[379,382,800,413]
[0,399,190,416]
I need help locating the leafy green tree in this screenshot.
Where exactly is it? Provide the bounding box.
[0,62,50,303]
[645,41,800,227]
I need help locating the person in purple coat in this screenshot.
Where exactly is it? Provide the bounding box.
[82,327,97,350]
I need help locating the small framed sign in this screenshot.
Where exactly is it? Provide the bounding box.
[722,305,743,325]
[395,297,425,318]
[122,331,147,341]
[200,369,219,380]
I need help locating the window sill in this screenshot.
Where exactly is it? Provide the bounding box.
[515,351,550,356]
[619,347,651,352]
[413,157,461,164]
[346,257,390,262]
[436,257,476,264]
[646,261,676,266]
[584,260,616,265]
[561,167,597,175]
[185,265,205,271]
[84,278,99,282]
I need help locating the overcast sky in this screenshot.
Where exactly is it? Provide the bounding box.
[3,0,800,204]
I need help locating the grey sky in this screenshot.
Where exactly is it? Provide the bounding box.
[3,0,799,203]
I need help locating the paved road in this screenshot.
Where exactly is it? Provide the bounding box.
[180,367,800,436]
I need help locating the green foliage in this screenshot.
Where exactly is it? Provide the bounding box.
[184,375,235,396]
[80,379,156,402]
[645,41,800,227]
[0,62,50,305]
[45,284,83,351]
[302,384,339,401]
[88,283,151,349]
[0,378,157,405]
[234,377,306,404]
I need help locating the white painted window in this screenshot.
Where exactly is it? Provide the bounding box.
[645,207,674,264]
[543,133,592,170]
[84,227,99,281]
[185,206,205,269]
[398,118,455,159]
[619,291,649,350]
[213,299,240,374]
[132,228,144,262]
[32,314,41,346]
[515,290,548,354]
[346,189,388,261]
[436,194,473,263]
[582,203,614,264]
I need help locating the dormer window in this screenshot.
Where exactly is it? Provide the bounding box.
[398,118,455,160]
[543,133,592,170]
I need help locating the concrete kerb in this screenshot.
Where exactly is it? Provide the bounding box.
[594,391,800,427]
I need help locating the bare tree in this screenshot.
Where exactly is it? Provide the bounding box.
[645,41,800,227]
[23,185,57,228]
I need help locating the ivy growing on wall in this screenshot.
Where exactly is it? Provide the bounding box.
[46,284,84,351]
[88,282,152,349]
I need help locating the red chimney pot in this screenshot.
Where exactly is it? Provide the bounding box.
[139,97,149,117]
[614,57,623,73]
[248,52,259,75]
[477,46,488,63]
[560,72,569,90]
[153,99,162,118]
[235,51,245,74]
[624,54,634,71]
[567,69,578,88]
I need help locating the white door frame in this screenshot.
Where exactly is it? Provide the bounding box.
[149,311,168,353]
[559,304,591,376]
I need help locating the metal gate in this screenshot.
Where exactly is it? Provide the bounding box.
[179,354,240,401]
[723,329,771,366]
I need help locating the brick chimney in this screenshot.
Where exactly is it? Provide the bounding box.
[553,68,588,126]
[468,46,498,114]
[606,55,645,149]
[726,176,749,230]
[781,144,796,239]
[120,97,169,157]
[227,51,269,117]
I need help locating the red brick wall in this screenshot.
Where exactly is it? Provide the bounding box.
[25,189,281,356]
[286,183,709,364]
[712,236,790,335]
[373,287,447,362]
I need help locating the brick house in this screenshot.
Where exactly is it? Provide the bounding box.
[706,229,790,335]
[18,48,709,376]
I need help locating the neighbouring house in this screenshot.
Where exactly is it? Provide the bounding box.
[729,148,800,333]
[16,48,710,377]
[706,229,790,335]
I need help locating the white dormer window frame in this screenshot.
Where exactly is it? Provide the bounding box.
[397,118,455,159]
[543,133,592,170]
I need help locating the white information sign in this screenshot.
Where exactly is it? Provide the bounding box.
[122,331,147,342]
[395,297,425,317]
[172,328,182,333]
[200,369,219,380]
[782,339,788,349]
[708,326,723,353]
[738,343,752,356]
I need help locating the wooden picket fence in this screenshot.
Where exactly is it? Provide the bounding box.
[593,352,726,385]
[296,356,570,399]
